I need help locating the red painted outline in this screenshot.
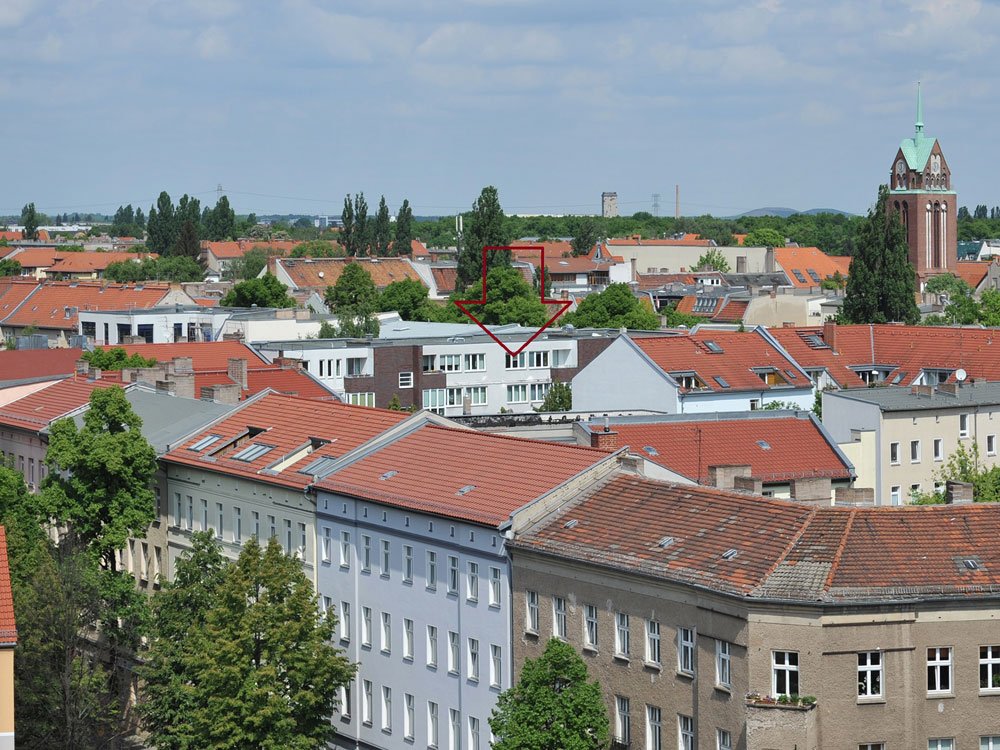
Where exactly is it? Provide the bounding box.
[454,245,572,357]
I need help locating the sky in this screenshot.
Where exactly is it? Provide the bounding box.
[1,0,998,219]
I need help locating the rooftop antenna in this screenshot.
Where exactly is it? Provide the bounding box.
[915,81,924,139]
[217,183,224,200]
[675,184,680,219]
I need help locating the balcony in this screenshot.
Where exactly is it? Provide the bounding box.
[745,693,818,750]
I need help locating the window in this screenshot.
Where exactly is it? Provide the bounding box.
[859,745,884,750]
[284,519,293,554]
[339,682,351,719]
[448,631,459,673]
[505,352,526,369]
[381,686,392,732]
[468,638,479,681]
[645,705,662,750]
[934,438,944,460]
[298,523,306,556]
[403,618,414,660]
[340,602,351,641]
[614,696,631,745]
[449,709,461,750]
[427,550,438,590]
[961,413,970,437]
[489,567,501,607]
[928,647,952,694]
[526,591,539,633]
[553,597,567,639]
[890,485,901,506]
[911,439,921,462]
[423,388,447,414]
[468,716,480,750]
[890,442,900,464]
[615,612,630,658]
[772,651,799,696]
[362,680,373,725]
[980,645,1000,691]
[201,499,208,532]
[404,693,415,740]
[718,729,733,750]
[186,496,193,530]
[506,384,528,403]
[678,628,695,674]
[361,535,371,572]
[584,605,598,650]
[466,386,487,406]
[464,353,485,371]
[319,526,331,562]
[645,620,661,665]
[403,545,413,583]
[716,640,732,688]
[490,644,502,688]
[858,651,882,698]
[340,531,351,567]
[678,715,694,750]
[529,383,550,402]
[427,625,438,667]
[447,556,459,594]
[398,371,413,389]
[447,387,463,407]
[361,606,372,647]
[528,350,549,368]
[929,740,955,750]
[990,435,998,456]
[422,354,437,372]
[252,510,259,538]
[380,539,390,577]
[231,443,274,462]
[467,562,479,602]
[173,492,182,527]
[428,702,439,748]
[347,392,375,407]
[233,506,242,544]
[982,737,1000,750]
[380,612,392,653]
[440,354,461,371]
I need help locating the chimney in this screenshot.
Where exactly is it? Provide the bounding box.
[75,360,89,376]
[630,257,637,282]
[172,356,194,374]
[764,246,775,273]
[90,367,102,380]
[200,383,242,405]
[273,357,302,371]
[227,358,248,389]
[590,427,619,451]
[706,464,751,489]
[945,481,974,505]
[822,321,837,350]
[172,372,196,400]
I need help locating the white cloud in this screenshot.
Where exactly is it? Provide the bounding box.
[416,22,564,63]
[0,0,36,27]
[38,33,63,62]
[197,27,232,60]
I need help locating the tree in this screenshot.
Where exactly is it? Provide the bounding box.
[220,273,296,308]
[204,196,236,241]
[378,278,432,320]
[324,262,379,336]
[742,227,785,247]
[289,240,343,258]
[570,217,601,256]
[979,289,1000,327]
[841,185,919,325]
[563,283,660,330]
[223,247,270,281]
[81,347,157,370]
[317,320,337,338]
[459,266,548,327]
[147,191,176,254]
[695,247,731,273]
[144,536,356,748]
[386,394,404,411]
[0,258,20,277]
[105,257,204,283]
[21,202,39,240]
[661,302,701,328]
[392,199,413,256]
[537,382,572,412]
[42,386,158,571]
[458,186,511,288]
[172,219,202,265]
[354,193,370,257]
[340,195,355,256]
[373,195,392,256]
[913,441,1000,504]
[490,638,609,750]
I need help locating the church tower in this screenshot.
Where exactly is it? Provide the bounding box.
[888,84,957,289]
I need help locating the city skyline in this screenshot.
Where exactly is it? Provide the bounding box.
[1,1,997,218]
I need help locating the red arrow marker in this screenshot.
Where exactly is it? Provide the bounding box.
[454,245,573,357]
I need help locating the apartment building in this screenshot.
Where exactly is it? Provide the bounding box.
[256,325,621,414]
[312,422,622,750]
[823,382,1000,505]
[510,470,1000,750]
[573,328,813,414]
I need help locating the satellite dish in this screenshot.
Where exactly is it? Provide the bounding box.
[956,368,968,383]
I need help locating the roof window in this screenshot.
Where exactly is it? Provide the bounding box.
[963,559,979,571]
[298,455,339,477]
[231,443,274,462]
[188,434,221,452]
[379,470,398,481]
[642,445,659,456]
[563,519,578,529]
[721,548,739,561]
[456,484,476,496]
[757,440,771,450]
[713,376,730,389]
[656,536,675,548]
[703,340,724,353]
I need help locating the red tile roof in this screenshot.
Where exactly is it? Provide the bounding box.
[635,273,696,289]
[0,279,39,317]
[0,377,121,431]
[773,246,851,288]
[431,266,458,294]
[0,281,175,331]
[46,252,154,274]
[955,261,991,290]
[203,240,304,260]
[0,347,83,384]
[4,247,63,269]
[0,526,15,645]
[190,367,336,402]
[608,415,851,483]
[513,473,1000,603]
[713,298,748,323]
[318,424,614,526]
[770,323,1000,388]
[102,341,271,370]
[164,392,410,489]
[274,257,424,291]
[192,297,220,307]
[0,231,22,242]
[631,329,808,393]
[607,237,715,248]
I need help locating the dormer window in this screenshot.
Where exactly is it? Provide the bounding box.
[753,368,788,387]
[670,372,707,390]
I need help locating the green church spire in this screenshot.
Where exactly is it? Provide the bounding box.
[915,81,924,139]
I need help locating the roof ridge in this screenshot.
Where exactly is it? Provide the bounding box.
[422,423,611,454]
[824,505,858,591]
[756,504,818,585]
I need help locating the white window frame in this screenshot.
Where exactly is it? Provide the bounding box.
[552,596,567,639]
[466,386,487,406]
[990,435,998,456]
[526,590,539,633]
[380,611,391,654]
[890,485,901,506]
[718,729,733,750]
[339,601,351,641]
[505,352,526,370]
[488,566,501,607]
[678,714,694,750]
[584,604,598,650]
[440,354,461,372]
[615,695,630,745]
[981,736,1000,750]
[927,646,952,695]
[361,606,372,647]
[380,539,390,578]
[426,625,438,668]
[361,534,371,572]
[928,740,955,750]
[447,555,459,594]
[381,685,392,732]
[911,439,921,463]
[466,561,479,602]
[468,637,480,681]
[362,679,373,725]
[403,618,414,660]
[716,640,732,688]
[934,437,944,461]
[678,627,696,675]
[615,612,630,658]
[468,716,480,750]
[403,544,413,583]
[889,441,900,465]
[645,705,662,750]
[490,644,502,689]
[398,371,413,389]
[426,550,437,590]
[449,709,461,750]
[428,702,439,748]
[858,651,882,698]
[960,413,970,437]
[772,650,799,696]
[528,350,549,368]
[645,619,661,666]
[506,384,528,404]
[404,693,414,740]
[980,644,1000,692]
[448,631,459,674]
[463,352,485,371]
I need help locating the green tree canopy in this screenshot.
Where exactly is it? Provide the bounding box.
[563,283,660,330]
[537,382,572,412]
[0,258,20,277]
[842,185,919,325]
[570,217,601,257]
[695,247,731,273]
[378,278,433,320]
[81,347,157,370]
[203,195,237,241]
[373,195,392,256]
[742,227,785,247]
[392,199,414,256]
[220,273,296,308]
[147,191,177,254]
[324,262,380,336]
[490,638,609,750]
[458,266,548,327]
[20,202,39,240]
[458,186,512,288]
[223,247,270,281]
[104,256,204,283]
[289,240,344,259]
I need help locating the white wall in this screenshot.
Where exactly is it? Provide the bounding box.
[572,337,679,412]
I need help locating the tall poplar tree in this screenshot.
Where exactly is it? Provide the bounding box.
[147,191,176,254]
[20,202,39,240]
[392,198,413,256]
[373,195,391,256]
[340,194,355,256]
[354,192,370,256]
[457,185,511,289]
[842,185,920,325]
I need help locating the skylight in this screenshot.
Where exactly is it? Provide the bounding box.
[792,270,807,283]
[231,443,274,462]
[964,559,979,571]
[189,434,221,451]
[456,484,476,496]
[757,440,771,450]
[298,455,339,477]
[803,334,829,349]
[713,376,730,389]
[380,470,398,481]
[703,340,724,353]
[806,269,822,283]
[563,519,578,529]
[721,548,739,560]
[656,536,675,548]
[643,445,659,456]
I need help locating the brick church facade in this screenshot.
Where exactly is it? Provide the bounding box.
[888,85,957,289]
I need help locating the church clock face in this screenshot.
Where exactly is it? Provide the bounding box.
[931,154,941,175]
[896,160,905,175]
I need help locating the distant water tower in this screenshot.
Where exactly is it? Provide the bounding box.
[601,192,618,218]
